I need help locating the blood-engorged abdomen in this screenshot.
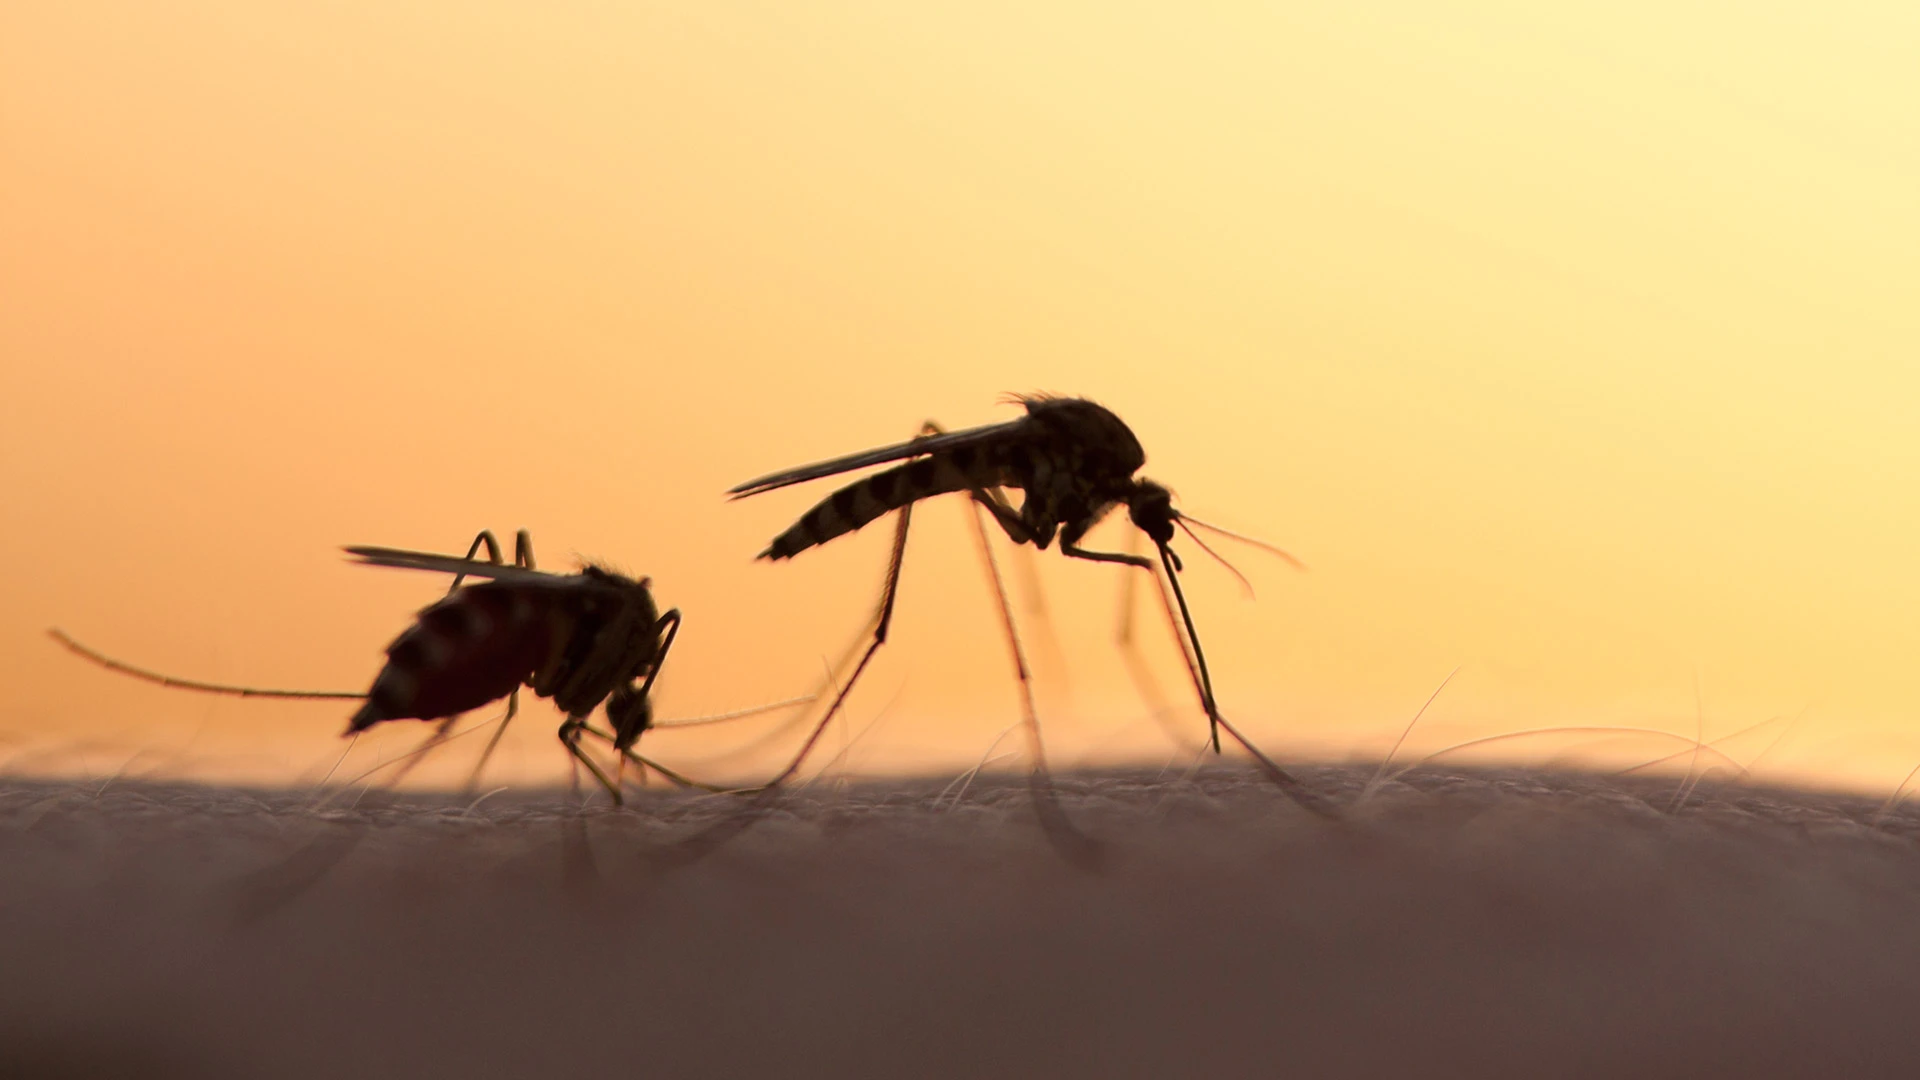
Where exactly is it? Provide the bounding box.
[346,583,556,732]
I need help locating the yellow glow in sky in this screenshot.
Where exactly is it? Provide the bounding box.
[3,1,1917,793]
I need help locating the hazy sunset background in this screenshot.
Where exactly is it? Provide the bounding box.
[3,1,1916,794]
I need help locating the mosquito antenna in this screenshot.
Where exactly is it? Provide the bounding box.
[1176,514,1307,572]
[1174,519,1256,599]
[49,629,364,700]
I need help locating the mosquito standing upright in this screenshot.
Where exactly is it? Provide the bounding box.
[729,394,1333,823]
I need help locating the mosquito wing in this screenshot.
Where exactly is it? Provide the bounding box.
[728,417,1027,499]
[344,546,565,585]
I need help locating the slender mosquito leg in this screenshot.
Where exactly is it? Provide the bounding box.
[1107,531,1194,753]
[755,501,915,791]
[362,714,461,796]
[612,609,680,791]
[568,721,729,794]
[632,612,680,717]
[964,485,1078,706]
[913,421,1035,549]
[965,500,1100,862]
[735,424,946,793]
[555,715,603,891]
[1060,540,1216,753]
[971,490,1036,546]
[448,530,505,592]
[1060,542,1155,570]
[1147,558,1216,750]
[451,528,532,791]
[626,754,722,792]
[461,690,519,796]
[1152,547,1336,818]
[559,717,623,807]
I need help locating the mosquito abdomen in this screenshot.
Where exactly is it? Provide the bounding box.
[348,584,552,731]
[761,448,1002,560]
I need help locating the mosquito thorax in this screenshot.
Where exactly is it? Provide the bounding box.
[1020,395,1148,477]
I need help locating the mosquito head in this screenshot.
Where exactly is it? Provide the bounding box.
[1126,478,1305,592]
[607,686,654,752]
[1124,478,1180,546]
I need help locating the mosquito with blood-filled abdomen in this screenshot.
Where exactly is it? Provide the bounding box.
[729,393,1335,828]
[51,529,806,805]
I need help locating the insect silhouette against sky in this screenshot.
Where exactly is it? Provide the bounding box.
[53,529,795,803]
[730,394,1333,822]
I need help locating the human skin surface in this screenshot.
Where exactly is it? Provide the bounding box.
[4,765,1918,1079]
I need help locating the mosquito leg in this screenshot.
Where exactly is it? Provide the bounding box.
[961,484,1071,706]
[1151,546,1336,819]
[555,716,603,891]
[734,443,928,798]
[448,530,506,592]
[1008,536,1073,724]
[630,612,680,719]
[1059,540,1214,751]
[571,722,730,794]
[754,501,916,792]
[606,609,680,791]
[675,426,952,858]
[736,422,950,793]
[626,754,725,793]
[461,688,520,795]
[1060,542,1155,570]
[1108,529,1195,754]
[965,499,1101,864]
[1067,533,1211,750]
[917,421,1038,549]
[559,717,624,808]
[971,488,1037,546]
[364,714,461,794]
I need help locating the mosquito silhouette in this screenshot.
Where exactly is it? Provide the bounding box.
[51,529,806,804]
[729,394,1332,826]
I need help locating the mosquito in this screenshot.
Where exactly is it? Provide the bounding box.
[51,529,800,805]
[729,393,1333,822]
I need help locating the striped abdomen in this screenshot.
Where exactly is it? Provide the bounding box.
[761,446,1013,560]
[349,582,556,732]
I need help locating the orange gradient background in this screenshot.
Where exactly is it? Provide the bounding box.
[3,1,1917,793]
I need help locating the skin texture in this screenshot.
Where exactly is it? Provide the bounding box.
[5,765,1920,1079]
